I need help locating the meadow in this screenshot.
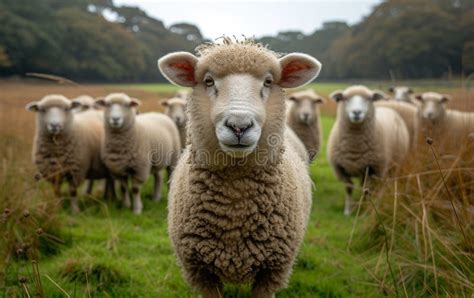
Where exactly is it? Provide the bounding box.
[0,80,472,297]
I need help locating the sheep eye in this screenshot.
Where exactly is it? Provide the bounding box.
[264,78,273,87]
[204,77,214,87]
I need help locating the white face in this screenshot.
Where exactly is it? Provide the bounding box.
[295,98,316,124]
[42,106,71,134]
[207,73,271,157]
[393,87,411,102]
[106,103,126,129]
[420,99,445,120]
[167,104,186,127]
[345,95,370,124]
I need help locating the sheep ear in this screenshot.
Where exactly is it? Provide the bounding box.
[130,98,141,107]
[26,101,39,112]
[330,90,344,102]
[388,87,394,93]
[372,90,386,101]
[408,88,414,94]
[70,100,82,110]
[94,97,106,108]
[158,52,198,87]
[287,96,297,102]
[160,99,169,107]
[414,94,423,102]
[278,53,322,88]
[441,94,451,103]
[315,97,325,104]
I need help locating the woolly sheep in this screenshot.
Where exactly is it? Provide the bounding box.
[414,92,474,146]
[71,95,98,113]
[287,89,324,161]
[96,93,181,215]
[158,39,321,297]
[26,95,113,213]
[160,96,188,148]
[327,86,409,216]
[388,86,414,103]
[375,100,418,147]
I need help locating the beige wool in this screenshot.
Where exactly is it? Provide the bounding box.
[160,40,316,297]
[161,96,188,148]
[375,100,418,147]
[287,89,324,161]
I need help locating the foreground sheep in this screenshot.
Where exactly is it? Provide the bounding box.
[158,39,320,297]
[388,86,414,103]
[415,92,474,146]
[26,95,112,213]
[160,96,187,148]
[96,93,181,214]
[287,89,324,161]
[327,86,409,215]
[375,100,418,146]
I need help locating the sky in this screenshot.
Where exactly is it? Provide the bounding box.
[113,0,383,39]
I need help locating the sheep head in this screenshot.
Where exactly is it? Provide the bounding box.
[288,89,325,125]
[331,85,386,125]
[414,92,451,121]
[160,97,187,127]
[95,93,141,131]
[388,86,414,102]
[158,41,321,160]
[26,94,80,135]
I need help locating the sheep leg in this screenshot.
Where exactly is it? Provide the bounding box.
[251,268,286,298]
[69,183,80,214]
[153,171,163,202]
[189,267,223,298]
[131,179,143,215]
[344,183,354,216]
[86,179,94,195]
[104,177,116,201]
[120,179,131,209]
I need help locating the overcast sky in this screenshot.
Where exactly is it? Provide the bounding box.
[113,0,382,39]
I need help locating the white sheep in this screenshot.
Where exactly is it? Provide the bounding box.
[286,89,324,161]
[388,86,414,103]
[158,39,321,297]
[160,96,188,149]
[26,95,114,213]
[96,93,181,215]
[327,85,409,216]
[414,92,474,146]
[375,100,418,147]
[71,95,98,113]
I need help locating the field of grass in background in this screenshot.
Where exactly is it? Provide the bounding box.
[1,81,472,297]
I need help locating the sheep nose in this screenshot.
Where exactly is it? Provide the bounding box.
[302,113,310,121]
[50,123,61,130]
[352,110,362,117]
[225,120,253,138]
[111,116,120,123]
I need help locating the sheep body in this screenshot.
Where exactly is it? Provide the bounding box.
[375,100,418,146]
[285,126,310,164]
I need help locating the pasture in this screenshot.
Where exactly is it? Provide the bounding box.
[0,81,473,297]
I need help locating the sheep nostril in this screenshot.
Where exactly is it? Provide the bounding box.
[353,110,361,117]
[225,121,253,138]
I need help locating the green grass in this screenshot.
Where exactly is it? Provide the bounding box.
[3,115,384,297]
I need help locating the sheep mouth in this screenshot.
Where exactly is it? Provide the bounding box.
[225,143,252,149]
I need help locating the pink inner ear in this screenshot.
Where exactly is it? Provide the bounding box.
[282,60,309,83]
[171,61,195,83]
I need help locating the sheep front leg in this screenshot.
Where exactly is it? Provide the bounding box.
[251,268,287,298]
[188,267,223,298]
[120,179,131,209]
[69,183,80,214]
[104,177,116,201]
[153,171,163,202]
[131,179,143,215]
[344,182,354,216]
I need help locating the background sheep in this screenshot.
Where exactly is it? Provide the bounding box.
[287,89,324,161]
[375,100,418,147]
[71,95,98,113]
[414,92,474,146]
[388,86,414,103]
[327,85,409,215]
[96,93,181,215]
[26,95,113,213]
[158,39,320,297]
[160,96,187,148]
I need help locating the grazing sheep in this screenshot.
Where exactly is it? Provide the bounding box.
[375,100,418,146]
[158,39,321,297]
[26,95,113,213]
[160,96,188,148]
[327,86,409,216]
[286,89,324,161]
[388,86,414,103]
[414,92,474,146]
[96,93,181,215]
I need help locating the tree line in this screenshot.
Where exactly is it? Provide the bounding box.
[0,0,473,82]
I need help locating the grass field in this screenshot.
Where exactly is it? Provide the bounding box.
[1,81,472,297]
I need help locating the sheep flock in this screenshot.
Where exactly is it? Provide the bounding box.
[24,38,474,297]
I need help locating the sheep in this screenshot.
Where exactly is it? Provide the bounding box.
[388,86,414,103]
[286,89,324,161]
[160,96,188,148]
[414,92,474,146]
[158,38,321,298]
[26,95,113,213]
[71,95,98,113]
[96,93,181,215]
[327,85,409,216]
[375,100,418,147]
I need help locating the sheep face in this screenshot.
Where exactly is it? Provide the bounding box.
[389,86,413,102]
[158,47,321,158]
[26,95,80,135]
[288,90,324,124]
[72,95,96,113]
[161,97,187,127]
[415,92,450,121]
[331,86,385,124]
[96,93,140,130]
